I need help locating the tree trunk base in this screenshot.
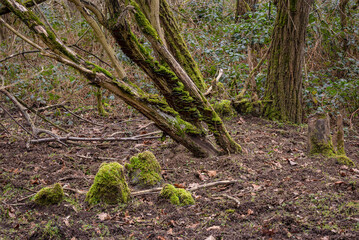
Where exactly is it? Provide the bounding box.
[307,113,355,166]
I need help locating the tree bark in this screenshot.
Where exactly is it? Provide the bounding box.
[263,0,313,124]
[235,0,257,22]
[308,114,335,156]
[159,0,206,91]
[1,0,241,156]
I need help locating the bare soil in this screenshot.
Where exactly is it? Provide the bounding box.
[1,114,359,240]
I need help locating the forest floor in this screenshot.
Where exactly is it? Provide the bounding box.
[0,112,359,240]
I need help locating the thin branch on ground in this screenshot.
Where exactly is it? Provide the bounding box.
[60,105,104,126]
[13,89,71,134]
[132,180,239,196]
[30,134,162,144]
[0,89,67,146]
[0,103,36,138]
[219,194,241,206]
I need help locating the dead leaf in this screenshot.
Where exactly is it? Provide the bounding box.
[167,228,173,235]
[195,171,207,181]
[157,236,166,240]
[287,159,298,166]
[334,181,345,185]
[95,227,101,234]
[70,238,77,240]
[207,170,217,178]
[206,225,221,231]
[237,117,246,125]
[8,212,15,219]
[188,183,199,189]
[247,209,254,215]
[63,216,70,227]
[252,184,261,191]
[351,168,359,174]
[205,235,216,240]
[98,212,111,221]
[174,183,185,189]
[187,222,199,229]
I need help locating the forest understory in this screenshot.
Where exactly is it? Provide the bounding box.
[1,112,358,239]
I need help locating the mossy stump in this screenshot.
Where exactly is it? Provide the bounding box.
[308,114,355,166]
[125,151,162,187]
[308,113,335,156]
[86,162,130,206]
[34,183,64,205]
[160,184,195,206]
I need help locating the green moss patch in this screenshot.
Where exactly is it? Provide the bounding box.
[160,184,195,206]
[213,100,235,118]
[335,155,355,167]
[125,151,162,187]
[34,183,64,205]
[86,162,130,205]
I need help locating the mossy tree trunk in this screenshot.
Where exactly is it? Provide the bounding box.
[159,0,206,91]
[263,0,313,124]
[1,0,241,157]
[235,0,257,22]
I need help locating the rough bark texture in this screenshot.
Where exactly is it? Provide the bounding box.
[108,0,241,154]
[159,0,206,91]
[235,0,257,22]
[308,114,335,156]
[263,0,313,123]
[2,0,241,156]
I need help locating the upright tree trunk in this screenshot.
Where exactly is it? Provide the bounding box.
[235,0,257,22]
[263,0,313,123]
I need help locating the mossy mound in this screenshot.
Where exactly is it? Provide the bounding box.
[125,151,162,187]
[34,183,64,205]
[233,97,262,116]
[213,100,235,118]
[160,184,195,206]
[86,162,130,205]
[335,155,355,167]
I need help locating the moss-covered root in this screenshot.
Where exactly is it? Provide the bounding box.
[34,183,64,205]
[125,151,162,187]
[160,184,195,206]
[86,162,130,206]
[213,100,235,118]
[335,155,355,167]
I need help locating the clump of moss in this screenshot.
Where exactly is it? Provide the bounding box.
[213,100,235,118]
[125,151,162,187]
[335,155,355,167]
[34,183,64,205]
[160,184,195,206]
[86,162,130,205]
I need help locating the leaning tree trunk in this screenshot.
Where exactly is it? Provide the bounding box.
[0,0,241,156]
[263,0,313,124]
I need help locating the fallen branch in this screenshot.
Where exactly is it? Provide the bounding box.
[132,180,239,196]
[30,131,163,144]
[0,89,67,146]
[220,194,241,206]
